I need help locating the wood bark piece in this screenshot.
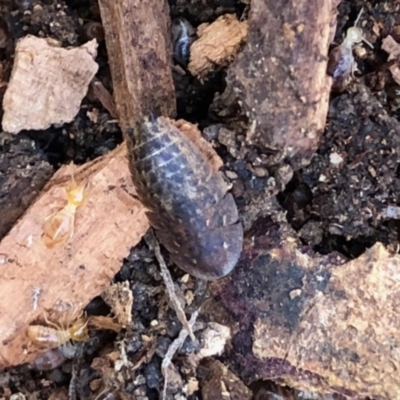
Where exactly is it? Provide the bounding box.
[98,0,176,132]
[227,0,337,169]
[0,144,149,369]
[209,205,400,399]
[101,281,133,327]
[2,36,98,134]
[188,14,248,78]
[252,243,400,398]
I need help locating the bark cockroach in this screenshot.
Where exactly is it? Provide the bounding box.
[126,117,243,280]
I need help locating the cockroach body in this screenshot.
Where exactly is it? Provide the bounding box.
[126,117,243,280]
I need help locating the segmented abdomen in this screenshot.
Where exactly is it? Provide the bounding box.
[126,117,243,280]
[27,325,70,348]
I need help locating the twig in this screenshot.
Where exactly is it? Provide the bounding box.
[161,310,199,400]
[145,231,196,341]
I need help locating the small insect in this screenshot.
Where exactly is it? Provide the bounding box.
[171,18,196,66]
[42,174,88,248]
[126,116,243,280]
[27,317,89,349]
[32,348,66,371]
[327,8,373,83]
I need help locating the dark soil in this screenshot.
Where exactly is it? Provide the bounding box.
[0,0,399,399]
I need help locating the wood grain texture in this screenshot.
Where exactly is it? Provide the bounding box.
[2,36,98,134]
[227,0,337,169]
[209,206,400,397]
[189,14,248,78]
[98,0,176,130]
[0,144,149,369]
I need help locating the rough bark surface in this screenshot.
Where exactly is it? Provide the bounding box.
[98,0,176,131]
[227,0,336,169]
[252,243,400,398]
[210,208,400,398]
[0,144,149,369]
[188,14,248,78]
[2,36,98,134]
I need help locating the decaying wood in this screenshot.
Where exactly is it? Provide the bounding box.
[88,316,123,333]
[0,144,149,369]
[210,202,400,400]
[101,281,133,327]
[188,14,248,78]
[98,0,176,131]
[2,36,98,134]
[204,80,400,399]
[227,0,337,169]
[253,243,400,398]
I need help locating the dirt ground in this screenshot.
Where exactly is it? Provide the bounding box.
[1,0,400,399]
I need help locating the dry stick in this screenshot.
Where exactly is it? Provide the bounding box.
[145,231,196,342]
[161,310,199,400]
[97,0,175,130]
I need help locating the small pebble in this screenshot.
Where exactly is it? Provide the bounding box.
[252,166,268,177]
[225,170,238,180]
[329,152,343,165]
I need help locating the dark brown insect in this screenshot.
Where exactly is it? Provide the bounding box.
[126,116,243,280]
[327,8,373,83]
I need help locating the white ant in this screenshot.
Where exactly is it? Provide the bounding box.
[327,8,373,82]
